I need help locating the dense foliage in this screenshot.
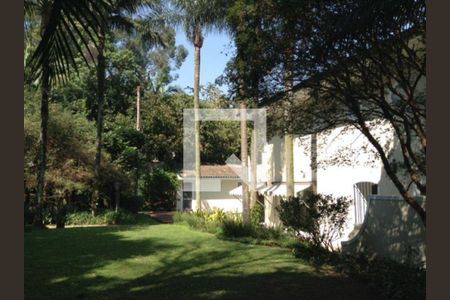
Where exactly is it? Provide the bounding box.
[174,209,295,248]
[225,0,427,225]
[141,168,179,210]
[278,190,351,251]
[24,7,241,224]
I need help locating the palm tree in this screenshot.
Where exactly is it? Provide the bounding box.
[170,0,229,211]
[283,13,296,199]
[91,0,164,215]
[119,14,167,132]
[240,101,250,223]
[26,0,110,225]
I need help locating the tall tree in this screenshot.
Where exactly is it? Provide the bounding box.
[26,0,110,224]
[91,0,163,215]
[283,6,296,199]
[240,101,250,223]
[225,0,277,221]
[254,0,427,225]
[171,0,229,210]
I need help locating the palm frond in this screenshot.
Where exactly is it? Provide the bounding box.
[24,0,42,16]
[110,14,135,34]
[170,0,231,43]
[28,0,112,84]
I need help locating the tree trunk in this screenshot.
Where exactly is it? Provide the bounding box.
[284,76,294,198]
[284,31,295,199]
[358,119,426,226]
[135,168,140,197]
[35,8,52,226]
[136,85,141,131]
[250,128,258,208]
[285,134,294,198]
[93,32,106,216]
[35,71,50,225]
[114,181,120,213]
[311,133,318,194]
[193,25,203,211]
[240,102,250,223]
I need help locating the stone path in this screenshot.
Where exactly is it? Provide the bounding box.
[145,211,174,224]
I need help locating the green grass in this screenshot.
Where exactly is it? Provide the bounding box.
[25,221,378,300]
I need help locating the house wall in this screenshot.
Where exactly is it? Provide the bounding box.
[261,121,404,235]
[261,119,421,198]
[341,195,426,267]
[186,178,242,213]
[261,120,426,251]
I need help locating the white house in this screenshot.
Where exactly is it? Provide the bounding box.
[176,117,425,265]
[229,122,398,229]
[177,165,242,212]
[227,122,424,263]
[176,80,425,264]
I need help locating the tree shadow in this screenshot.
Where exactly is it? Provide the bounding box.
[25,225,379,300]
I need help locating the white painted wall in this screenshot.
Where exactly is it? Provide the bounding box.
[342,196,426,267]
[259,120,415,238]
[260,120,405,198]
[185,178,242,213]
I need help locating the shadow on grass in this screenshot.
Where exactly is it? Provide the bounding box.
[25,225,378,300]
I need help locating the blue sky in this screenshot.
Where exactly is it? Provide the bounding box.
[172,30,234,95]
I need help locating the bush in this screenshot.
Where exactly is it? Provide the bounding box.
[65,211,102,225]
[24,202,35,225]
[278,189,350,251]
[250,204,264,226]
[119,194,144,213]
[254,225,284,240]
[290,236,426,299]
[141,168,179,211]
[174,209,298,249]
[355,258,425,300]
[221,218,255,237]
[65,209,140,226]
[173,209,222,234]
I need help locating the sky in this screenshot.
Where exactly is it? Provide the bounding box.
[172,30,234,95]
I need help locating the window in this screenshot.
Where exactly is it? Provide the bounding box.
[371,184,378,195]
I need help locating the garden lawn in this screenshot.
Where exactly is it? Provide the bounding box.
[25,222,378,300]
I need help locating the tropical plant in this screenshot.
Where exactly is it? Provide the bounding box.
[170,0,230,210]
[25,0,111,225]
[91,0,165,215]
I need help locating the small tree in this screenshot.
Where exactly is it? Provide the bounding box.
[142,168,180,211]
[278,190,350,251]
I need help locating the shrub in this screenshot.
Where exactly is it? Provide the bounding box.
[250,204,264,226]
[313,250,425,300]
[206,208,227,223]
[141,168,179,211]
[103,210,118,225]
[24,202,35,225]
[115,210,139,224]
[172,211,185,223]
[120,194,144,213]
[173,210,222,234]
[65,209,139,226]
[278,189,350,251]
[254,225,284,240]
[65,211,102,225]
[221,219,255,237]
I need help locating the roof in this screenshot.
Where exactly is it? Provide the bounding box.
[229,182,311,197]
[182,165,241,178]
[200,165,240,178]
